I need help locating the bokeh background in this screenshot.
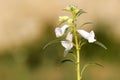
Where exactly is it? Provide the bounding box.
[0,0,120,80]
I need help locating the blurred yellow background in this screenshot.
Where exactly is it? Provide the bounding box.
[0,0,120,80]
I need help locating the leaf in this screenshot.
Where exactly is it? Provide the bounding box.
[81,64,89,76]
[57,20,69,26]
[80,41,87,48]
[61,58,75,63]
[65,50,77,59]
[76,9,86,17]
[57,22,64,26]
[80,22,94,28]
[94,63,104,67]
[43,39,61,49]
[70,52,77,59]
[81,62,104,77]
[94,41,107,50]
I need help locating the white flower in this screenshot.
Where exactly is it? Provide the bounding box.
[61,41,73,50]
[77,30,96,43]
[61,32,74,56]
[55,25,69,37]
[61,32,73,50]
[66,32,73,42]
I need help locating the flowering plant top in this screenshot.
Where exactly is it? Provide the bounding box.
[44,5,107,80]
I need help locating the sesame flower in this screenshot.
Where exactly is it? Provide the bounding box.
[55,25,69,37]
[61,32,73,56]
[77,30,96,43]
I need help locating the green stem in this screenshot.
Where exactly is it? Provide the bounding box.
[72,24,81,80]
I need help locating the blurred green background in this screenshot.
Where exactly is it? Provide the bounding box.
[0,0,120,80]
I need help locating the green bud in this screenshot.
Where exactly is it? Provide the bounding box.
[64,6,77,12]
[71,6,76,11]
[74,9,80,15]
[67,18,73,24]
[65,6,71,11]
[59,16,69,22]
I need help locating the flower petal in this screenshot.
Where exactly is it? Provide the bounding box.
[88,31,96,43]
[55,28,63,37]
[77,30,96,43]
[88,37,96,43]
[64,49,69,57]
[89,31,95,38]
[77,30,89,39]
[61,41,73,50]
[55,25,69,37]
[66,32,73,41]
[61,25,69,34]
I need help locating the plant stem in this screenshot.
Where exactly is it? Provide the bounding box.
[72,24,81,80]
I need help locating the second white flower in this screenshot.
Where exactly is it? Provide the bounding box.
[77,30,96,43]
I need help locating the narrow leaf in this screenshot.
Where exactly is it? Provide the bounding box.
[57,20,68,26]
[94,41,107,50]
[76,9,86,17]
[81,62,104,77]
[94,63,104,67]
[80,22,94,28]
[70,53,77,59]
[80,41,87,48]
[81,64,90,76]
[61,58,75,63]
[43,39,61,49]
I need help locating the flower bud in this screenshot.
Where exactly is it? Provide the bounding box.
[65,6,71,11]
[67,18,73,24]
[59,16,69,22]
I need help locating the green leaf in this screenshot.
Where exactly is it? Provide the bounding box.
[63,47,76,57]
[76,9,86,17]
[43,39,61,49]
[80,41,87,48]
[81,62,104,77]
[57,21,65,26]
[70,52,77,59]
[94,63,104,67]
[94,41,107,50]
[80,22,94,28]
[61,58,75,63]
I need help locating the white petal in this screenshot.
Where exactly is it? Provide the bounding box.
[61,41,73,50]
[88,37,96,43]
[55,25,69,37]
[61,25,69,34]
[77,30,89,39]
[64,49,69,57]
[88,31,96,43]
[89,31,95,38]
[55,28,63,37]
[77,30,96,43]
[66,32,73,41]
